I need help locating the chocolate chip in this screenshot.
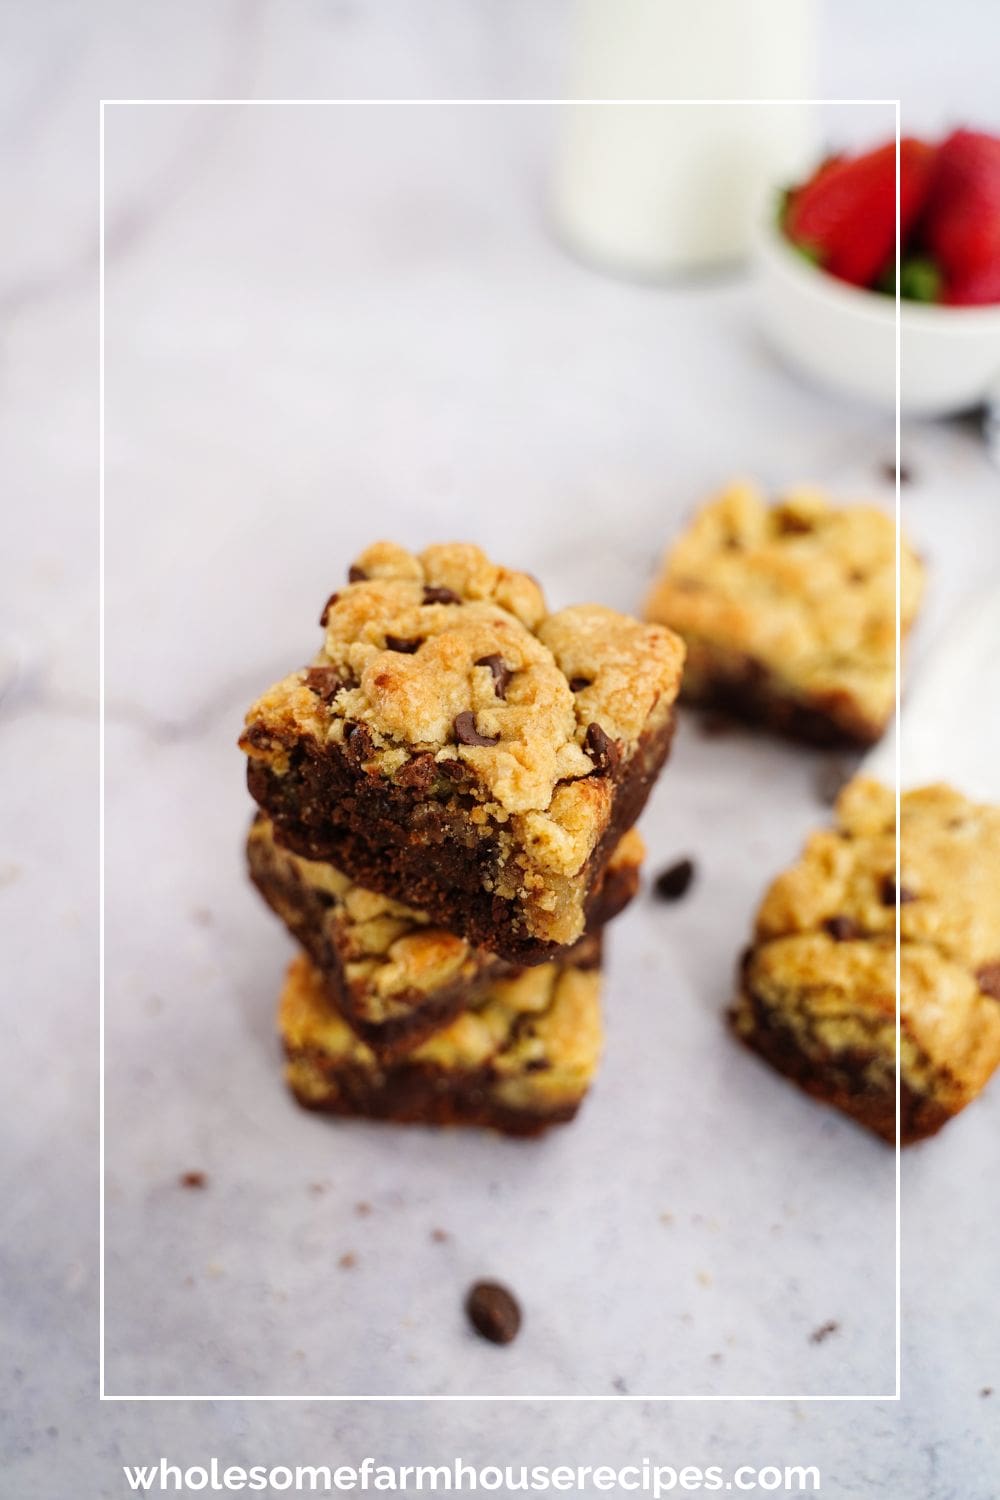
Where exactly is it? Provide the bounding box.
[453,711,499,747]
[810,1320,840,1344]
[319,592,339,626]
[976,963,1000,1001]
[344,722,375,760]
[697,711,735,739]
[880,459,913,485]
[385,635,421,654]
[179,1172,207,1190]
[824,915,860,941]
[475,654,511,699]
[524,1057,551,1072]
[880,876,916,906]
[568,676,592,693]
[423,585,460,605]
[654,858,695,901]
[465,1281,521,1345]
[348,565,368,583]
[775,508,814,535]
[304,666,344,702]
[438,758,468,782]
[584,722,619,774]
[395,753,437,790]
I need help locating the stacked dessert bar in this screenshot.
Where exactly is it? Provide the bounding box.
[241,542,685,1136]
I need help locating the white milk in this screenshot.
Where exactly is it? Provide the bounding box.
[553,0,819,277]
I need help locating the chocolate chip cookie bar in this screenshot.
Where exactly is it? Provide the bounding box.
[248,815,643,1058]
[732,778,1000,1144]
[645,482,924,747]
[242,542,683,964]
[280,945,604,1136]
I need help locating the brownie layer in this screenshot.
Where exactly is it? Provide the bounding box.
[732,985,948,1145]
[248,815,627,1057]
[280,951,602,1137]
[247,709,673,965]
[682,649,883,749]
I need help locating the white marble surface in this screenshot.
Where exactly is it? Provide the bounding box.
[4,1,1000,1494]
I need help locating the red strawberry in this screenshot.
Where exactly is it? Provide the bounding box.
[785,138,936,288]
[922,130,1000,294]
[945,260,1000,306]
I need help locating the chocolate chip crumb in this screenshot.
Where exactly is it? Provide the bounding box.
[385,635,421,654]
[612,1376,629,1393]
[355,1201,372,1217]
[319,592,339,626]
[824,915,860,941]
[304,666,344,702]
[976,963,1000,1001]
[338,1252,357,1270]
[810,1320,840,1344]
[430,1229,449,1244]
[179,1172,207,1190]
[465,1281,521,1345]
[981,1387,993,1398]
[584,722,619,773]
[880,876,916,906]
[454,711,499,747]
[423,585,460,605]
[475,654,511,699]
[654,858,695,901]
[880,459,913,485]
[348,565,368,583]
[568,676,592,693]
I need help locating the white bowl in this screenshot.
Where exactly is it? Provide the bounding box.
[755,216,1000,417]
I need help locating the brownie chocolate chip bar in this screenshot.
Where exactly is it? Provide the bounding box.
[645,481,924,747]
[732,778,1000,1143]
[242,542,683,964]
[248,814,643,1058]
[280,946,604,1136]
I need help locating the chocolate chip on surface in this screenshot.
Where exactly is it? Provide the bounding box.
[584,722,619,773]
[385,635,422,654]
[976,963,1000,1001]
[880,459,913,485]
[880,876,916,906]
[179,1171,207,1190]
[304,666,344,702]
[810,1320,840,1344]
[654,858,695,901]
[568,676,592,693]
[824,915,860,941]
[348,565,368,583]
[453,711,500,747]
[423,585,460,605]
[465,1281,521,1345]
[319,592,339,627]
[475,654,511,699]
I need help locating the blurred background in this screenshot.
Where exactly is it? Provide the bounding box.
[4,0,1000,1492]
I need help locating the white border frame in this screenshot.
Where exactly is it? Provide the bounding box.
[99,95,903,1404]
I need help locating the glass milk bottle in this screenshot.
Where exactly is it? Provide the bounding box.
[553,0,819,277]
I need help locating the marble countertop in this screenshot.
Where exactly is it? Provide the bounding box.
[4,1,1000,1494]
